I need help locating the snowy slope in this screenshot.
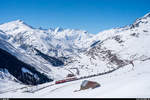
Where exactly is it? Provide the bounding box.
[0,60,150,98]
[64,12,150,77]
[0,38,53,85]
[0,38,51,75]
[91,12,150,61]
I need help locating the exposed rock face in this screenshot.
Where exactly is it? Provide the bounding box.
[86,43,128,67]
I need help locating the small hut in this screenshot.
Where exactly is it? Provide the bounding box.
[80,80,100,90]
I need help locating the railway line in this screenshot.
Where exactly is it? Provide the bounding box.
[24,65,125,93]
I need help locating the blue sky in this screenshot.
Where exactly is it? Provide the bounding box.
[0,0,150,34]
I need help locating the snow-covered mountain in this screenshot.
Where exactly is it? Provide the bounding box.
[0,20,94,58]
[65,12,150,77]
[0,20,94,84]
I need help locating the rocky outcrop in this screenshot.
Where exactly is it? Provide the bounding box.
[80,80,100,90]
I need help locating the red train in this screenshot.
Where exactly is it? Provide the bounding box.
[55,77,77,84]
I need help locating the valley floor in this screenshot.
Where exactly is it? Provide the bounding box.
[0,60,150,98]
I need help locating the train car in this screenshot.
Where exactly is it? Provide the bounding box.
[55,77,77,84]
[55,79,67,84]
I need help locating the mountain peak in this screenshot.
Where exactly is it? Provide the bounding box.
[130,12,150,29]
[15,19,23,23]
[10,20,34,29]
[0,19,34,36]
[143,12,150,18]
[11,19,25,25]
[54,27,64,32]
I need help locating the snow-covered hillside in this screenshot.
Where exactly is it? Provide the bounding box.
[0,38,53,85]
[0,60,150,98]
[65,12,150,77]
